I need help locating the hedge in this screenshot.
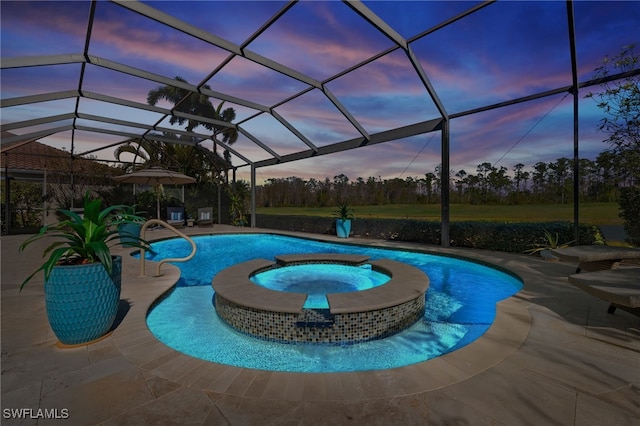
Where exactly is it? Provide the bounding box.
[255,214,604,254]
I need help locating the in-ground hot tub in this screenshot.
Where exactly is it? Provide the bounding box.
[212,253,430,344]
[250,261,391,309]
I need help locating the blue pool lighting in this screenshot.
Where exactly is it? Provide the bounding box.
[145,234,522,373]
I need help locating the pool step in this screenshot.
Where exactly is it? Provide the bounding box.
[295,309,335,328]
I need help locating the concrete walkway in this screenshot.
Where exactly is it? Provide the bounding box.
[1,226,638,425]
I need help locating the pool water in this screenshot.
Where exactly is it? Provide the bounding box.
[144,233,522,373]
[250,263,390,309]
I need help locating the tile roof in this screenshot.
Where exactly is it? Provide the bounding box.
[1,133,117,176]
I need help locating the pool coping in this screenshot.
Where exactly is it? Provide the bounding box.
[213,258,307,313]
[212,253,430,314]
[125,230,531,400]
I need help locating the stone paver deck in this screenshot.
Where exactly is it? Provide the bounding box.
[2,225,639,425]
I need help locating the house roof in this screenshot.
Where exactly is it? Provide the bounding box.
[1,132,117,177]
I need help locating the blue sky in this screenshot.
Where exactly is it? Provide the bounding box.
[2,1,639,184]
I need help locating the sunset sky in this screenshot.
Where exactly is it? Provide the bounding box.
[2,1,639,184]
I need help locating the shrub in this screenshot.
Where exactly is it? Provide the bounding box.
[256,215,605,253]
[619,186,640,246]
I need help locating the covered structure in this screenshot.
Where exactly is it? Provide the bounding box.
[2,1,639,242]
[1,137,119,231]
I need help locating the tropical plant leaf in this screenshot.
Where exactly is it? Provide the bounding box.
[19,191,151,290]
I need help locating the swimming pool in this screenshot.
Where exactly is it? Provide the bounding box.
[145,233,522,372]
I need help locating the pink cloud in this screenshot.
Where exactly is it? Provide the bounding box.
[89,19,228,77]
[245,2,392,80]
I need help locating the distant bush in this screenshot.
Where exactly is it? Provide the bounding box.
[255,215,605,253]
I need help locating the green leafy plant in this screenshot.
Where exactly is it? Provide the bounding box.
[229,192,247,226]
[333,203,354,221]
[19,192,150,290]
[524,230,575,255]
[619,186,640,246]
[116,204,147,223]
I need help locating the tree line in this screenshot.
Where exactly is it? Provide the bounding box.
[255,151,633,208]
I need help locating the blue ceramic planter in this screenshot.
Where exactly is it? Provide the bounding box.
[44,256,122,345]
[336,219,351,238]
[118,223,141,247]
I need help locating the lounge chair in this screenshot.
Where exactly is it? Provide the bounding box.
[166,206,185,228]
[550,245,640,273]
[568,268,640,315]
[197,207,214,227]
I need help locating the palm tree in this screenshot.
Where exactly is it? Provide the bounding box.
[210,101,238,182]
[118,77,240,182]
[147,76,238,145]
[212,101,239,145]
[147,76,215,133]
[114,138,164,173]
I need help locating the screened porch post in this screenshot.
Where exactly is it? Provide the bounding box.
[572,89,580,245]
[217,182,222,225]
[3,163,10,234]
[42,169,47,226]
[567,0,581,245]
[250,165,256,228]
[441,119,450,248]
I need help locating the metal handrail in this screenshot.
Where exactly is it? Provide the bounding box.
[139,219,197,277]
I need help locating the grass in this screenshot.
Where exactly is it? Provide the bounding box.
[256,202,623,225]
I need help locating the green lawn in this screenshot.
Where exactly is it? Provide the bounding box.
[256,202,622,225]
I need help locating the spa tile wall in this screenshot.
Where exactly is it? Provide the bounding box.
[215,295,425,344]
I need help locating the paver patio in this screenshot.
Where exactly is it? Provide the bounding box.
[2,226,638,425]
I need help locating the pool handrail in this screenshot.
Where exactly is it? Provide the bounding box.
[139,219,197,277]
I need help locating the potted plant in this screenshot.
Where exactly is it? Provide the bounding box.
[19,192,149,347]
[333,203,354,238]
[116,204,146,246]
[524,230,575,261]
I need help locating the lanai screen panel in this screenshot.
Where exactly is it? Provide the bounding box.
[410,1,572,114]
[272,89,363,148]
[246,0,395,81]
[1,0,639,185]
